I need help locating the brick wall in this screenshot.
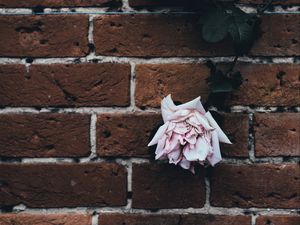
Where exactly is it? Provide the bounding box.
[0,1,299,225]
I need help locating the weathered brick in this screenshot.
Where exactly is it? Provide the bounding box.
[0,64,130,107]
[0,163,127,207]
[0,214,91,225]
[99,213,251,225]
[256,216,300,225]
[254,113,300,157]
[129,0,298,7]
[240,0,299,5]
[97,113,161,157]
[0,15,88,57]
[0,114,90,158]
[221,113,249,157]
[135,63,299,108]
[94,14,299,57]
[229,63,300,106]
[250,14,299,56]
[132,163,206,209]
[210,164,300,208]
[0,0,121,7]
[135,64,210,108]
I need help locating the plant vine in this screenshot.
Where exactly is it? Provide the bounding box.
[196,0,274,108]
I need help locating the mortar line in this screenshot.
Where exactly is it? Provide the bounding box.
[0,106,299,115]
[89,114,97,159]
[249,113,256,162]
[130,62,137,109]
[204,175,211,209]
[252,215,258,225]
[6,205,300,215]
[0,56,298,65]
[0,6,299,15]
[2,156,299,165]
[92,213,99,225]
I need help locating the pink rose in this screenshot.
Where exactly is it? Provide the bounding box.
[148,95,231,173]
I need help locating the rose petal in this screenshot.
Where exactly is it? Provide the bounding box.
[179,156,191,170]
[183,137,211,161]
[207,130,222,166]
[195,112,214,130]
[161,95,206,122]
[165,133,181,153]
[155,134,167,160]
[173,122,189,134]
[168,148,182,165]
[161,95,176,122]
[205,111,232,144]
[148,121,170,146]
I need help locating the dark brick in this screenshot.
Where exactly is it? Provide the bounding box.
[129,0,298,7]
[229,63,300,106]
[0,114,90,158]
[254,113,300,157]
[99,213,251,225]
[0,64,130,107]
[256,215,300,225]
[94,14,299,57]
[0,214,91,225]
[135,64,210,108]
[135,63,299,107]
[0,15,88,57]
[221,114,249,158]
[0,163,127,207]
[132,163,206,209]
[97,113,161,157]
[0,0,121,7]
[210,164,300,208]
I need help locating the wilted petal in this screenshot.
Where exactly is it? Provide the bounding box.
[161,95,177,122]
[173,122,189,134]
[205,111,232,144]
[148,121,170,146]
[195,112,214,130]
[168,148,182,165]
[165,133,181,153]
[183,137,211,161]
[179,156,191,170]
[155,134,167,160]
[207,130,222,166]
[174,96,205,114]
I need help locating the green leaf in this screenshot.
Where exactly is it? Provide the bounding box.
[231,71,243,89]
[227,7,259,55]
[210,81,233,93]
[202,10,231,43]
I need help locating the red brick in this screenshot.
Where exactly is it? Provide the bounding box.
[0,0,121,7]
[221,113,249,158]
[241,0,299,5]
[256,216,300,225]
[135,64,210,108]
[99,213,251,225]
[97,113,161,157]
[0,163,127,207]
[135,63,299,108]
[132,163,206,209]
[0,114,90,158]
[229,63,300,106]
[94,14,299,57]
[0,214,91,225]
[0,63,130,107]
[254,113,300,157]
[129,0,298,7]
[0,15,88,57]
[210,164,300,208]
[250,14,299,56]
